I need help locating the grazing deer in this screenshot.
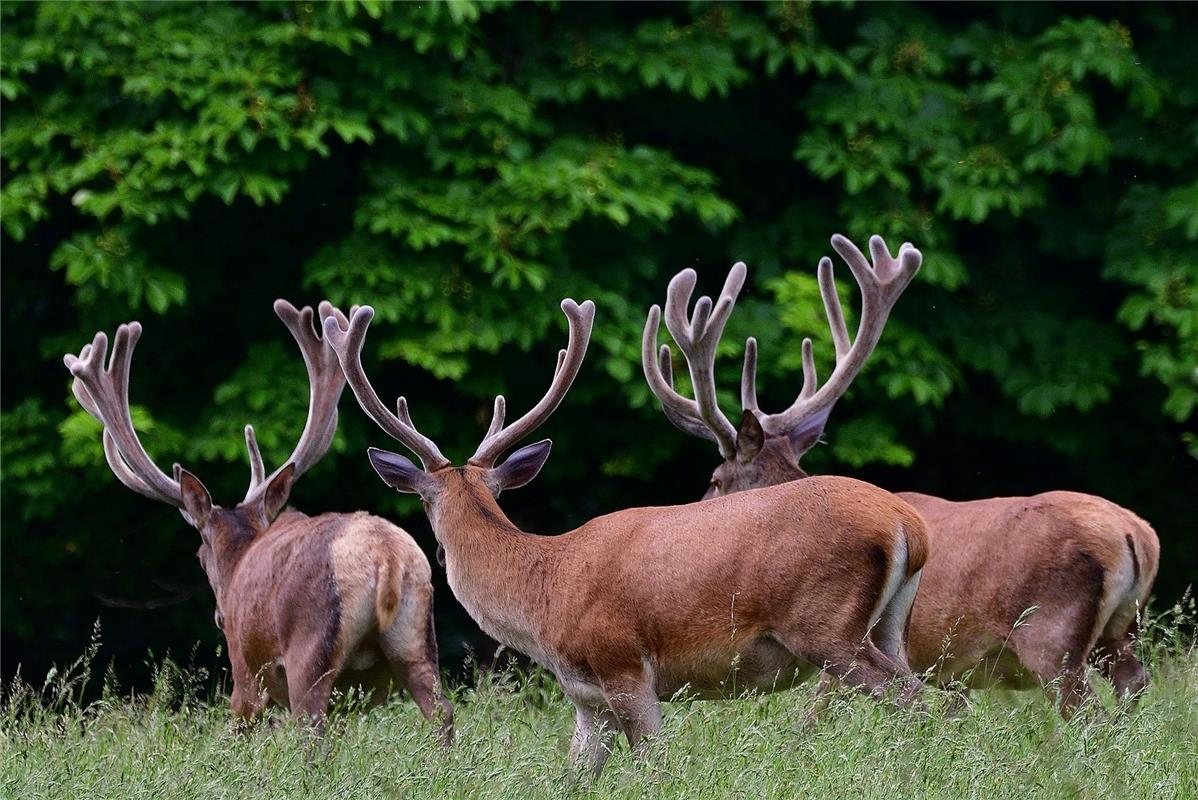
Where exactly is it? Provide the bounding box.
[643,233,1160,714]
[322,296,929,776]
[64,301,452,740]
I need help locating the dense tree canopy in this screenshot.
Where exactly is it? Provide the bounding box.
[2,1,1195,685]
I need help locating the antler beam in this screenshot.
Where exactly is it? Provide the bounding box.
[243,300,350,504]
[64,323,186,511]
[322,306,451,471]
[470,299,596,467]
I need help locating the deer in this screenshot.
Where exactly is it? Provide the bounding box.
[63,300,453,741]
[642,232,1161,715]
[321,295,930,776]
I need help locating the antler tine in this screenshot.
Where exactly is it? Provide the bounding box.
[483,345,563,437]
[395,396,416,428]
[799,338,817,399]
[484,396,506,439]
[758,233,921,438]
[740,337,759,414]
[322,305,450,471]
[469,299,595,467]
[817,256,851,361]
[64,323,185,509]
[244,425,265,496]
[243,300,349,504]
[644,263,745,459]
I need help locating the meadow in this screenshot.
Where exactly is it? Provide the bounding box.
[4,606,1196,800]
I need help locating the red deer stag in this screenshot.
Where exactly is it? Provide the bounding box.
[643,233,1160,714]
[64,301,452,740]
[322,297,929,776]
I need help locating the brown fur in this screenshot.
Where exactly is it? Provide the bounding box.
[331,293,928,775]
[644,253,1159,713]
[393,463,929,775]
[898,491,1158,709]
[703,434,1161,714]
[195,503,453,739]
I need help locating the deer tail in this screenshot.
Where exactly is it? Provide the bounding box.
[901,505,929,578]
[375,555,404,631]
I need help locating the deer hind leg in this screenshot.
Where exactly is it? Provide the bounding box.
[1093,608,1148,704]
[393,658,452,744]
[1009,611,1101,718]
[284,636,342,733]
[1096,637,1147,703]
[599,671,663,759]
[1010,560,1109,717]
[380,598,453,745]
[778,621,924,710]
[569,703,620,778]
[823,642,925,708]
[804,567,923,728]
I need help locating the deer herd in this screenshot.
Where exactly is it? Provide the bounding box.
[65,233,1159,776]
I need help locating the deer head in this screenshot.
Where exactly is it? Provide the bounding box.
[321,298,595,538]
[643,234,921,497]
[63,301,349,626]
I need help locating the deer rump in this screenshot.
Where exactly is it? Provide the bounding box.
[224,509,436,707]
[899,491,1160,689]
[534,475,926,701]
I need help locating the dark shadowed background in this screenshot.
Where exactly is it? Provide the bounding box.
[2,1,1195,691]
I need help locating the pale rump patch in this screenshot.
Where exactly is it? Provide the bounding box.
[379,582,430,661]
[1060,497,1156,653]
[1092,541,1136,647]
[876,569,921,663]
[330,516,434,667]
[329,519,389,659]
[869,524,908,633]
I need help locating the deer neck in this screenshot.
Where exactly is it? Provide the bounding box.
[210,532,255,607]
[431,473,558,664]
[208,508,301,607]
[759,437,809,484]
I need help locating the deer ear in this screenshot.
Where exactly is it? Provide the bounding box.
[368,447,434,496]
[735,410,764,462]
[178,469,213,530]
[488,439,552,493]
[785,407,831,460]
[261,463,297,522]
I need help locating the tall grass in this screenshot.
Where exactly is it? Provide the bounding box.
[4,603,1196,800]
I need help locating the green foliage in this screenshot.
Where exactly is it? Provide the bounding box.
[1105,182,1198,425]
[2,1,1195,678]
